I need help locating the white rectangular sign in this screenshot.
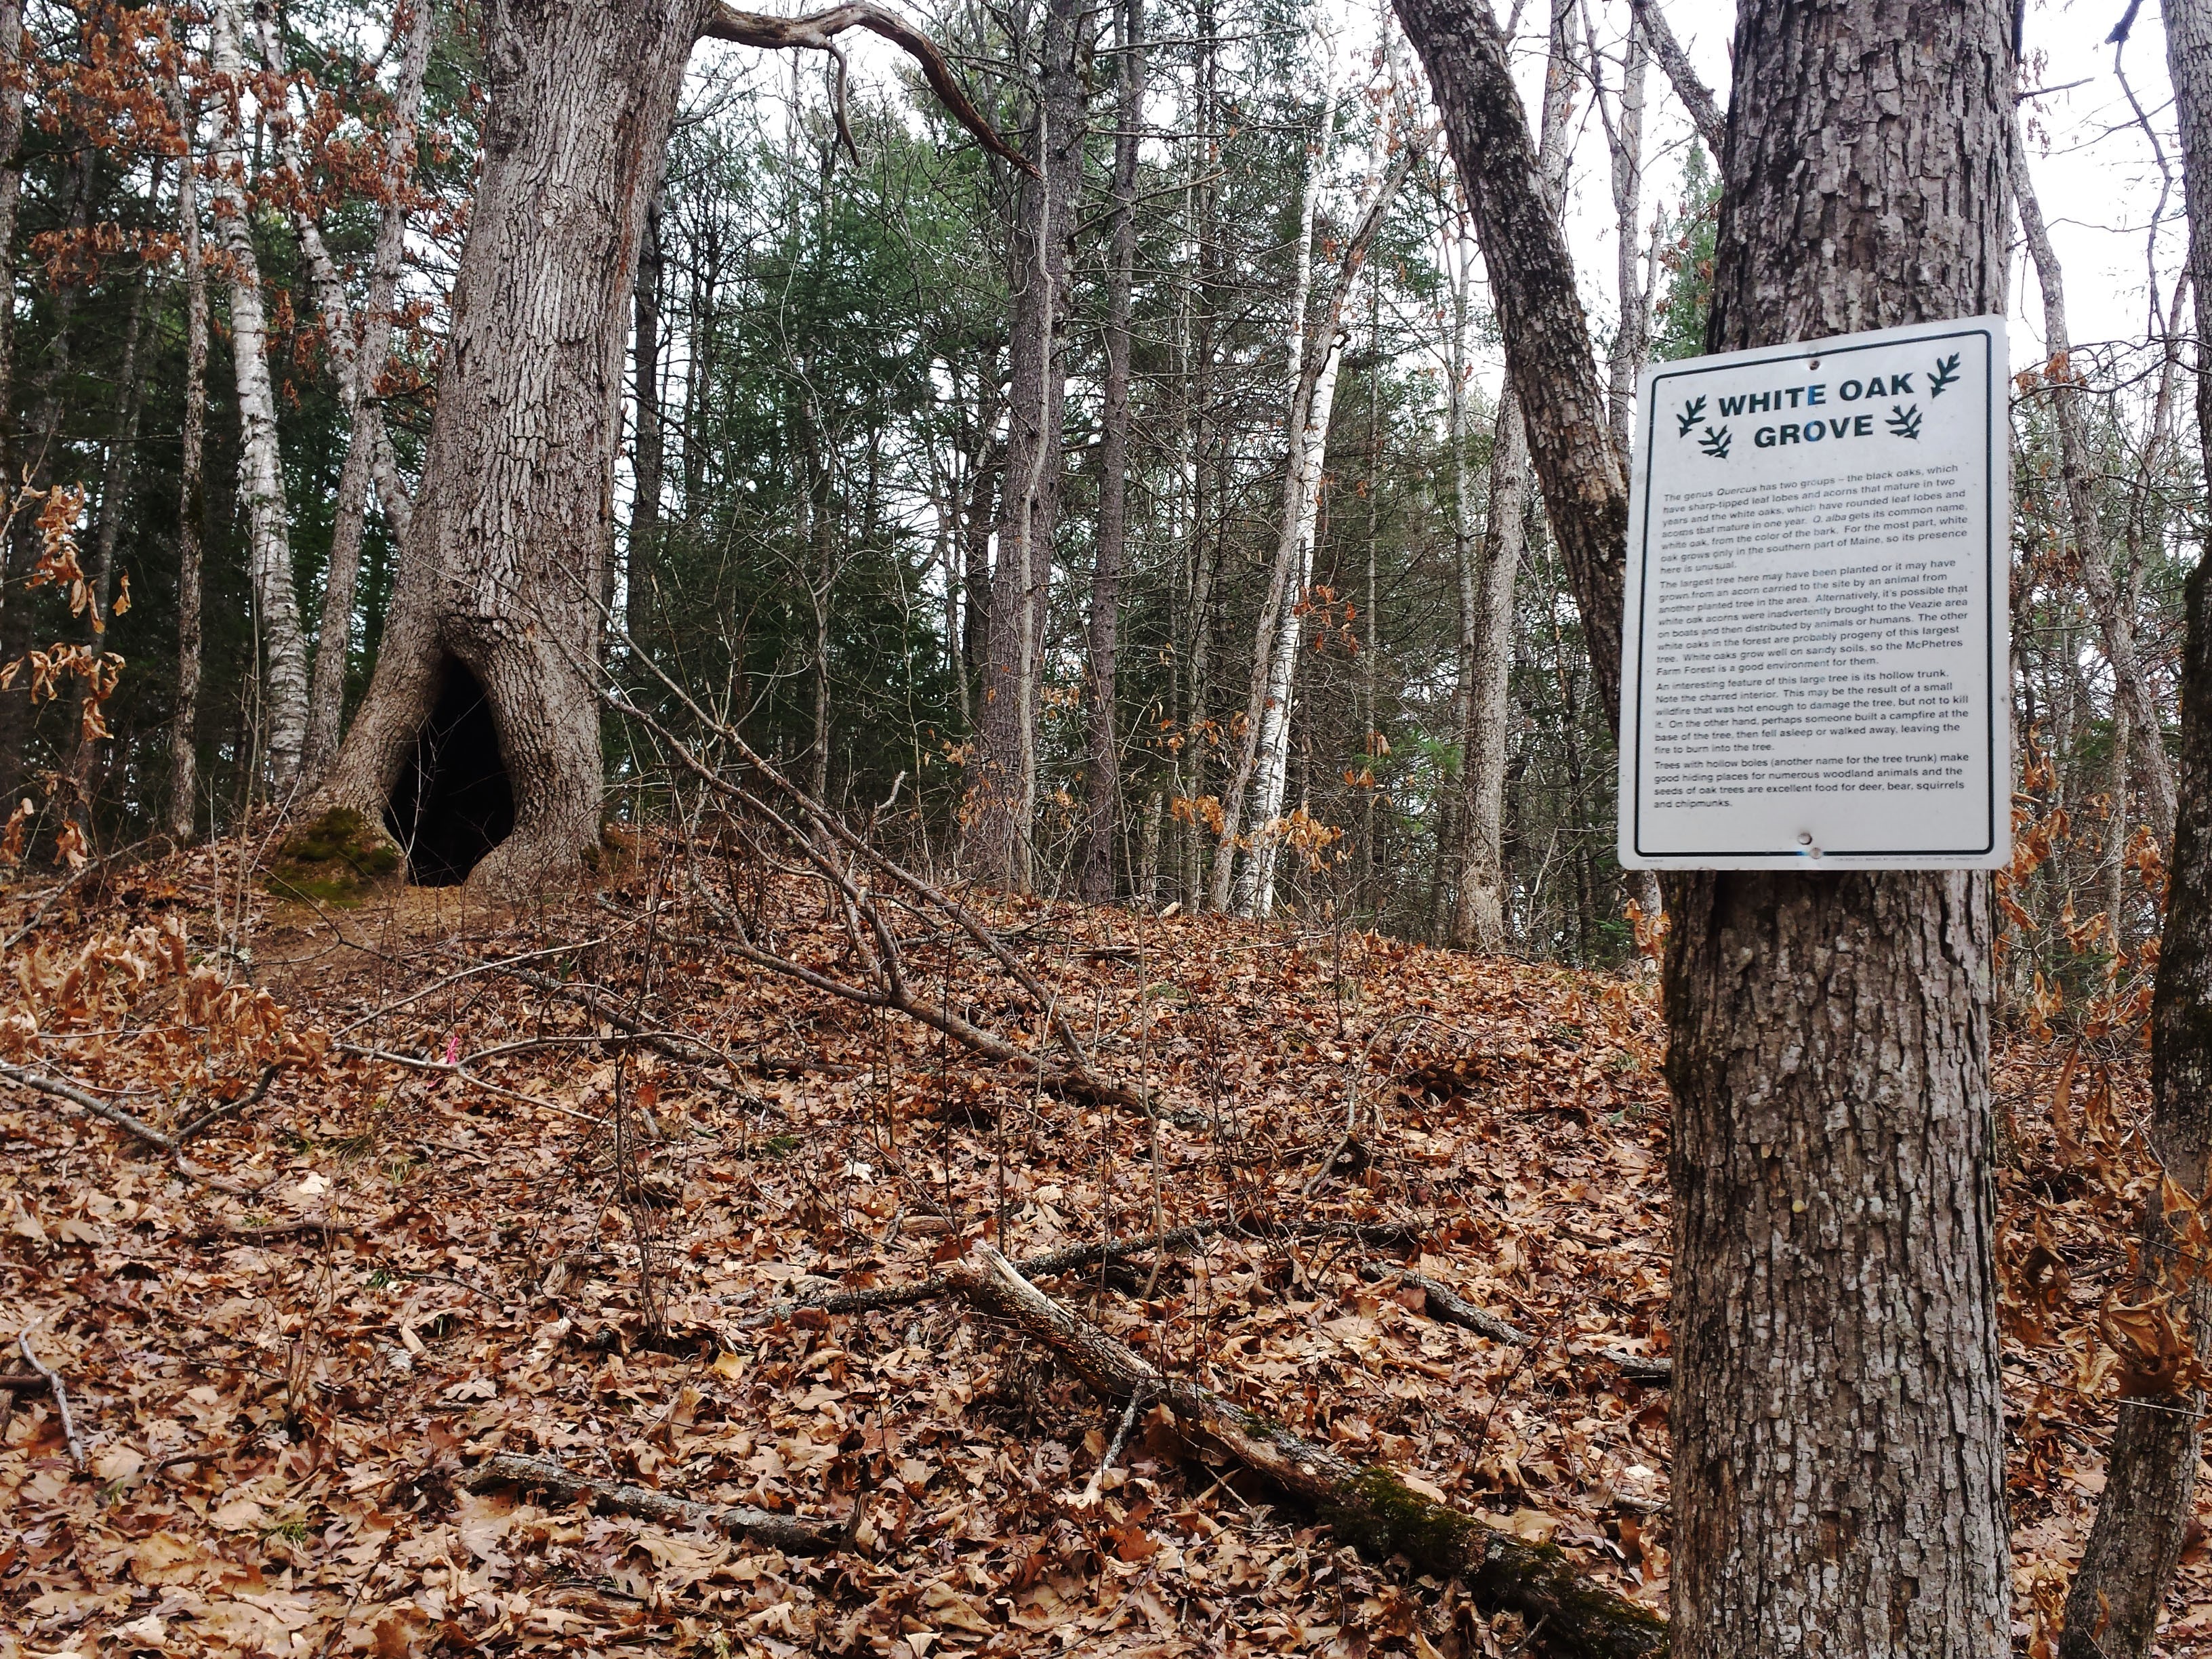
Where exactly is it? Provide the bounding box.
[1618,316,2010,870]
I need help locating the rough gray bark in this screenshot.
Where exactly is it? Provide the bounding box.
[310,1,708,891]
[165,72,210,844]
[1663,5,2015,1655]
[2056,5,2212,1650]
[2011,115,2177,846]
[1392,0,1627,718]
[303,0,433,782]
[1081,0,1142,902]
[1624,0,1722,160]
[964,0,1087,890]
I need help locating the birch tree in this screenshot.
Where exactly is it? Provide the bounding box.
[209,0,311,787]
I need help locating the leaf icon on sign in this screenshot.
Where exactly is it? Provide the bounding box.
[1677,396,1706,437]
[1887,403,1922,441]
[1698,425,1732,459]
[1927,353,1961,398]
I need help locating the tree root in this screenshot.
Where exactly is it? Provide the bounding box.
[942,1244,1666,1659]
[459,1453,836,1553]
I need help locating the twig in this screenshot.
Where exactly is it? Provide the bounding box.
[18,1325,84,1470]
[765,1223,1221,1322]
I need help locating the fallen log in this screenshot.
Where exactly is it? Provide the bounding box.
[460,1452,835,1553]
[943,1244,1666,1659]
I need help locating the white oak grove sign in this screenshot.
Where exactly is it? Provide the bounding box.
[1617,316,2011,870]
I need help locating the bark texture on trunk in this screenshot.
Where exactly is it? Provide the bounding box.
[210,0,311,787]
[1391,0,1627,719]
[1665,5,2015,1655]
[165,72,210,843]
[0,0,22,484]
[2011,117,2176,846]
[312,0,708,893]
[302,0,433,781]
[964,0,1086,890]
[1080,0,1142,903]
[2056,5,2212,1650]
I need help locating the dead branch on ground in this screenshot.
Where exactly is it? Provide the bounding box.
[943,1244,1667,1659]
[461,1452,836,1553]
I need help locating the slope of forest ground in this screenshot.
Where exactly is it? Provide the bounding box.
[0,834,2197,1657]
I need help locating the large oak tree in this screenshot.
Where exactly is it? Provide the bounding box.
[309,0,1018,895]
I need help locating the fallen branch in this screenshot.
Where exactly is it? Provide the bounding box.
[1361,1263,1534,1345]
[0,1057,268,1195]
[773,1223,1222,1320]
[461,1452,836,1553]
[0,1370,47,1391]
[1359,1264,1673,1382]
[18,1325,84,1471]
[943,1245,1665,1659]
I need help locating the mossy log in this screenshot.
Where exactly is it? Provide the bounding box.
[943,1244,1666,1659]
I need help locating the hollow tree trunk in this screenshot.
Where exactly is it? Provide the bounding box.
[1395,0,2015,1653]
[209,0,311,787]
[164,70,209,844]
[309,1,709,893]
[1666,5,2015,1654]
[2056,6,2212,1650]
[302,0,432,782]
[1080,0,1142,903]
[964,0,1086,890]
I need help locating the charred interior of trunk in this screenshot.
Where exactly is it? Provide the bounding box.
[385,661,515,886]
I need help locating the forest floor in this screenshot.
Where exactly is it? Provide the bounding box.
[0,832,2198,1658]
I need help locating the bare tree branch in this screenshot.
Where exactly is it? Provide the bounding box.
[1625,0,1724,161]
[703,3,1034,174]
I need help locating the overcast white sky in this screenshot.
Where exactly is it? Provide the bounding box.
[1543,0,2185,380]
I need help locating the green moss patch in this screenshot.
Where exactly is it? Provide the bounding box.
[266,808,404,905]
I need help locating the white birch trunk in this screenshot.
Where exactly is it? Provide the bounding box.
[1206,43,1337,914]
[209,0,310,787]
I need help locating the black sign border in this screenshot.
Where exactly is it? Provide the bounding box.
[1630,325,2001,863]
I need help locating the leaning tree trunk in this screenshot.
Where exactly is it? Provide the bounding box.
[963,0,1086,891]
[1664,5,2015,1655]
[2057,5,2212,1651]
[1080,0,1143,903]
[1393,0,2014,1653]
[308,1,708,893]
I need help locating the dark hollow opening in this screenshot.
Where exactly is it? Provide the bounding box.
[385,661,515,886]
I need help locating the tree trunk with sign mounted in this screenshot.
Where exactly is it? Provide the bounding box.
[1391,0,2015,1652]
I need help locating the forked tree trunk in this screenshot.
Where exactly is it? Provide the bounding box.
[1080,0,1142,903]
[2057,6,2212,1650]
[309,1,708,892]
[2011,117,2177,846]
[1666,5,2015,1654]
[1395,0,2015,1652]
[164,69,210,844]
[964,0,1086,890]
[1453,0,1572,951]
[209,0,310,787]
